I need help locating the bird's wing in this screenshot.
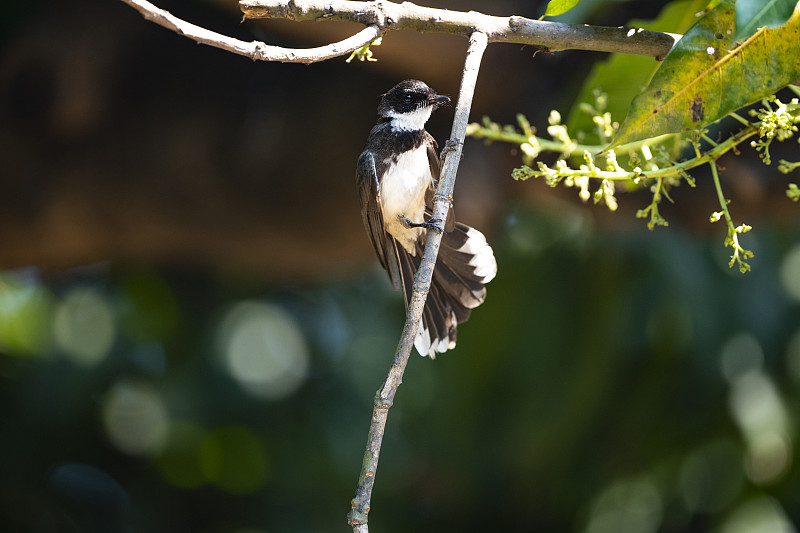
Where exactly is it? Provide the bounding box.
[357,149,401,289]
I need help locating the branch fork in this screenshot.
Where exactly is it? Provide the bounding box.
[123,0,681,65]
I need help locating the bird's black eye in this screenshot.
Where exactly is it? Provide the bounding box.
[403,93,413,103]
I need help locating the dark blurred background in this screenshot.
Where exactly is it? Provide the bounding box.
[2,0,800,532]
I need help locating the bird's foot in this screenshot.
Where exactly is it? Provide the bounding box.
[400,215,444,234]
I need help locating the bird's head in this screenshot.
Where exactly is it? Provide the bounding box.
[378,79,450,131]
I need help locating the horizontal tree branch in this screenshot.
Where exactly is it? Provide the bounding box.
[240,0,682,59]
[120,0,381,63]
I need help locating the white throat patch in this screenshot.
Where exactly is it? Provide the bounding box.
[386,106,433,131]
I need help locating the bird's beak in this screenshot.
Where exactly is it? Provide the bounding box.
[429,94,451,107]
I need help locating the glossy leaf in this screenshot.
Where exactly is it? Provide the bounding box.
[567,0,710,142]
[734,0,798,41]
[609,0,800,148]
[543,0,583,17]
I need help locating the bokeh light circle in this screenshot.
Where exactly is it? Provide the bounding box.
[216,301,309,400]
[102,380,168,455]
[53,286,115,365]
[780,245,800,301]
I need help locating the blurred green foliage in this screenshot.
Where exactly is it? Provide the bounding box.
[2,205,800,532]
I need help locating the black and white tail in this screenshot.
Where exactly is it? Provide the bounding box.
[395,222,496,357]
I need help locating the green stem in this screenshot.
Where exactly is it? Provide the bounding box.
[700,133,718,147]
[531,125,760,182]
[468,124,678,155]
[729,112,751,126]
[708,158,733,235]
[705,145,753,272]
[470,102,800,183]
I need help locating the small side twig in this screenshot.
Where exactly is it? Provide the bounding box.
[119,0,382,64]
[347,30,489,533]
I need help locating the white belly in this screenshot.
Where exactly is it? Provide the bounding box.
[380,145,431,253]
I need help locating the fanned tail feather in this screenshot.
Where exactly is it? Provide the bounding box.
[394,222,496,357]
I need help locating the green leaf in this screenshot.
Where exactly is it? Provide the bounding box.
[734,0,798,41]
[609,0,800,148]
[543,0,583,17]
[567,0,710,143]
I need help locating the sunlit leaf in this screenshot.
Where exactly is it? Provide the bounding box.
[609,0,800,148]
[567,0,710,142]
[734,0,798,41]
[543,0,583,17]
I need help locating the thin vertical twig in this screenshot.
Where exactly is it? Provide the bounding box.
[347,30,489,532]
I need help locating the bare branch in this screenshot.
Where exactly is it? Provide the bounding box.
[347,30,489,533]
[122,0,681,65]
[240,0,681,59]
[120,0,381,64]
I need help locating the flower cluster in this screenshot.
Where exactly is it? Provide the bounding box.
[466,87,800,273]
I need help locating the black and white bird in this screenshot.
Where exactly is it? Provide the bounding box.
[356,79,497,357]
